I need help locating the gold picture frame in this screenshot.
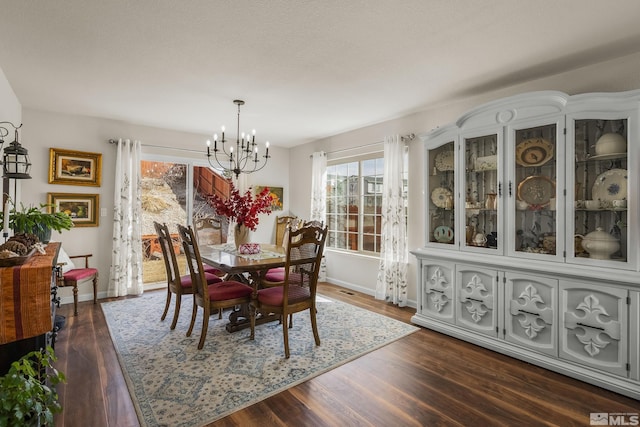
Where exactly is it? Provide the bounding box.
[49,148,102,186]
[47,193,100,227]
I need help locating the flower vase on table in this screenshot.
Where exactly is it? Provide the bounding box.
[234,224,250,250]
[207,182,274,251]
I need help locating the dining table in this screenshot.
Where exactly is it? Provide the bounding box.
[199,243,286,332]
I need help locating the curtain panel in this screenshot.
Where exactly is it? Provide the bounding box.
[108,138,143,297]
[375,135,408,306]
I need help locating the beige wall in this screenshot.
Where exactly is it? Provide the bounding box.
[290,51,640,305]
[0,67,21,124]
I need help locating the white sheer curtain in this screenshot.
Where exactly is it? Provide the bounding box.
[108,139,143,297]
[375,135,408,306]
[310,152,327,222]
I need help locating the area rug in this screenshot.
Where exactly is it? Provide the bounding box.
[102,290,418,427]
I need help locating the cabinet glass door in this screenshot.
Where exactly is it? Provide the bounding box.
[427,141,455,245]
[463,133,499,251]
[512,124,559,256]
[572,118,628,265]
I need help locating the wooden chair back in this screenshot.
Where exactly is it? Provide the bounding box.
[194,217,224,245]
[275,215,297,247]
[153,221,182,291]
[177,224,208,301]
[284,224,328,293]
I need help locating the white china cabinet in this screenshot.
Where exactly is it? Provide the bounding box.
[412,90,640,400]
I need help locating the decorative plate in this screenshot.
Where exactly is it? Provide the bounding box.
[434,150,454,171]
[592,168,627,202]
[433,225,454,243]
[430,187,453,209]
[587,152,627,161]
[515,138,554,167]
[517,176,555,207]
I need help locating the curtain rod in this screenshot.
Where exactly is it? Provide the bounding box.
[311,133,415,158]
[108,139,204,154]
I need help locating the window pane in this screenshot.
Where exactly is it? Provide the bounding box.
[327,155,400,254]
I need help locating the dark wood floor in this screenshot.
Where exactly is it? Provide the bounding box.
[53,283,640,427]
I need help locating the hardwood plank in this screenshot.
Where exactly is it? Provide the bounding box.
[50,283,640,427]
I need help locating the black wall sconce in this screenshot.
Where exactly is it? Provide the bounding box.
[0,122,32,179]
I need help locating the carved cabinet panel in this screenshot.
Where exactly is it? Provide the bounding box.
[455,265,498,337]
[504,272,558,357]
[559,280,628,377]
[419,261,455,323]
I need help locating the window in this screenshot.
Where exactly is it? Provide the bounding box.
[326,154,407,254]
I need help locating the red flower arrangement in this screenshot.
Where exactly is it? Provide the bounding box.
[207,183,273,231]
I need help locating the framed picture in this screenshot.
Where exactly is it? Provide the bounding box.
[47,193,100,227]
[256,186,283,211]
[49,148,102,186]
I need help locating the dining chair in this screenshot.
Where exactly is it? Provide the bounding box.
[177,224,254,349]
[262,217,303,287]
[154,221,223,330]
[250,223,328,358]
[56,250,98,316]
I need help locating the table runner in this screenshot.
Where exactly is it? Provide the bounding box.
[0,242,60,344]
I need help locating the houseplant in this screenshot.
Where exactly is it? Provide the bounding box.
[0,346,66,426]
[1,201,73,243]
[208,184,273,248]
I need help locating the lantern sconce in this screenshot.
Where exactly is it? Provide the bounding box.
[0,122,32,179]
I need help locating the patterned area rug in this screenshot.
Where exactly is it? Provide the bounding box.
[102,290,418,427]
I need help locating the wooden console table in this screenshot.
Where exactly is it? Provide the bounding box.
[0,242,60,345]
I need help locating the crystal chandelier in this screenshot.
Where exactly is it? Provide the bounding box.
[206,99,270,179]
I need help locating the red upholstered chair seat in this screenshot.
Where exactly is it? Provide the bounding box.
[203,265,225,277]
[256,285,310,306]
[207,280,253,301]
[180,272,222,290]
[263,267,285,282]
[63,267,98,282]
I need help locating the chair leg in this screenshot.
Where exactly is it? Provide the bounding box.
[93,274,98,304]
[186,299,197,337]
[249,304,256,340]
[161,289,171,321]
[170,294,181,330]
[198,306,210,350]
[282,312,290,358]
[72,283,79,316]
[310,306,321,346]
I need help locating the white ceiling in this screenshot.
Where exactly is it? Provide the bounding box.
[2,0,640,148]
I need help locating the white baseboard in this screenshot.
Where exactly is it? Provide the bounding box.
[325,277,417,309]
